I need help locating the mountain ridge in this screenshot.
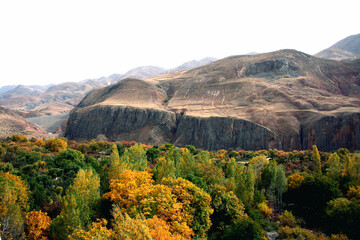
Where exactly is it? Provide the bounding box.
[315,33,360,61]
[0,57,217,115]
[66,49,360,151]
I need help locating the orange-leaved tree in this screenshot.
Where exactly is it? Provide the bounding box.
[26,210,51,240]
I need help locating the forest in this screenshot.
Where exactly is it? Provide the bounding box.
[0,135,359,240]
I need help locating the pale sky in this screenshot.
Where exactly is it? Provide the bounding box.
[0,0,359,87]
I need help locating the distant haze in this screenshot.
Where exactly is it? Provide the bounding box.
[0,0,359,87]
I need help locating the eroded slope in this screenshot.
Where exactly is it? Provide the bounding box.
[66,50,360,151]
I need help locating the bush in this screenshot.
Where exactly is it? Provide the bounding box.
[10,134,28,142]
[46,138,67,152]
[223,216,265,240]
[278,210,297,228]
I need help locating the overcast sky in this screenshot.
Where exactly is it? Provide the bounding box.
[0,0,359,87]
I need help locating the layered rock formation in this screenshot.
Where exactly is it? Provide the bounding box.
[66,50,360,151]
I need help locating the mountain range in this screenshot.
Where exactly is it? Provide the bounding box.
[1,33,360,151]
[0,57,217,116]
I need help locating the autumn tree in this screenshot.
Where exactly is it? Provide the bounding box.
[326,153,342,179]
[311,145,322,174]
[249,155,269,175]
[326,197,360,239]
[46,138,68,152]
[345,154,360,181]
[146,146,161,164]
[128,143,148,171]
[111,205,152,240]
[51,169,100,239]
[287,172,305,190]
[108,143,125,180]
[147,215,188,240]
[26,210,51,240]
[0,145,6,158]
[162,177,213,238]
[69,218,113,240]
[346,185,360,200]
[153,156,176,182]
[103,170,195,238]
[0,171,30,239]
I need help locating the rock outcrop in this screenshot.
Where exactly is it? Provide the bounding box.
[66,105,276,150]
[66,49,360,151]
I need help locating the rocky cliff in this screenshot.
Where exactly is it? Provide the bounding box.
[66,49,360,151]
[65,105,276,150]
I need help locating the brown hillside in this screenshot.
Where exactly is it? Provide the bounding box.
[66,50,360,150]
[0,107,46,139]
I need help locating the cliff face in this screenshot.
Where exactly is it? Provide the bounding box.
[66,105,360,151]
[299,113,360,151]
[66,106,176,145]
[66,105,276,150]
[66,49,360,151]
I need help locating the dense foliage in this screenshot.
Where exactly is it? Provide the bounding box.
[0,135,358,239]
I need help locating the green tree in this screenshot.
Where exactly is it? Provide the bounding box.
[146,146,161,164]
[326,198,360,239]
[260,163,287,211]
[234,164,256,204]
[54,149,86,189]
[284,174,341,228]
[208,184,247,239]
[51,169,100,239]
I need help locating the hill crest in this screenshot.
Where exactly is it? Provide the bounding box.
[66,49,360,151]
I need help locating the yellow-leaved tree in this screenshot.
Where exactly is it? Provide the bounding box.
[0,171,30,239]
[69,219,113,240]
[103,170,198,239]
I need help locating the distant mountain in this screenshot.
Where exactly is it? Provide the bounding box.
[0,85,44,99]
[315,33,360,61]
[66,49,360,151]
[0,58,217,115]
[315,48,359,61]
[121,66,167,79]
[170,57,218,72]
[331,33,360,55]
[0,85,17,94]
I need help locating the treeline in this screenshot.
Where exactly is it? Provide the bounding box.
[0,135,359,239]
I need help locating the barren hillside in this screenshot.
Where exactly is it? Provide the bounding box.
[66,49,360,151]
